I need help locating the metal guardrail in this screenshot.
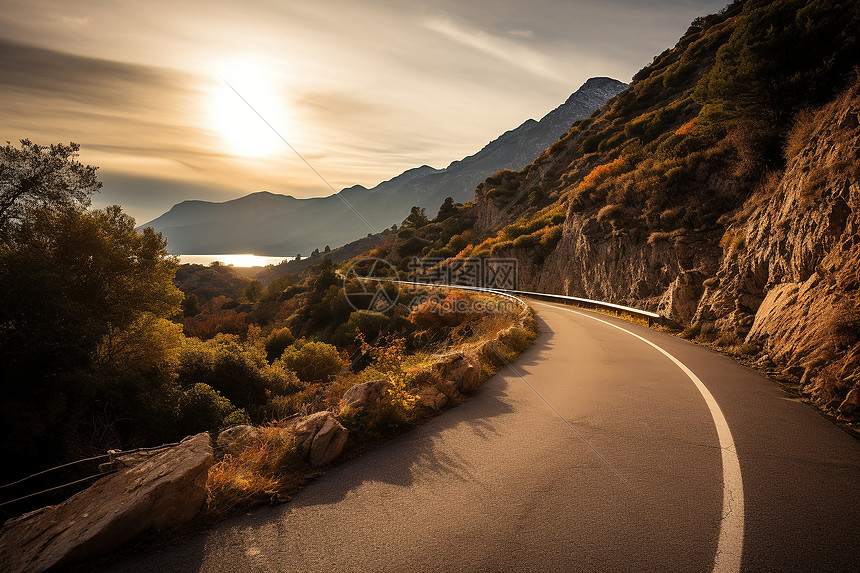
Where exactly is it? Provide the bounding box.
[376,278,666,327]
[390,279,530,311]
[498,289,667,327]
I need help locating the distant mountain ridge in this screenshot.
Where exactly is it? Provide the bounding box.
[143,77,626,255]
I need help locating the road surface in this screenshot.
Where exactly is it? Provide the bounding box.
[111,300,860,572]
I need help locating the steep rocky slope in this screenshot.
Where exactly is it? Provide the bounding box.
[697,84,860,415]
[365,0,860,421]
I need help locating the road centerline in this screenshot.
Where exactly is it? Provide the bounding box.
[532,301,744,573]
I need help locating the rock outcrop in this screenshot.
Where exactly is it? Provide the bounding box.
[216,424,262,456]
[506,78,860,420]
[288,412,349,468]
[0,433,214,573]
[695,82,860,412]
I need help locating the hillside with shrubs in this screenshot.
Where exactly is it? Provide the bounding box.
[0,142,537,520]
[356,0,860,424]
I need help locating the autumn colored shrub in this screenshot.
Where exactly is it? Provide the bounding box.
[184,309,249,340]
[264,327,295,362]
[277,340,345,383]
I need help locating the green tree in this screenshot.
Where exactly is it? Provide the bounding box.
[0,139,101,236]
[401,206,429,229]
[243,279,263,302]
[435,197,459,221]
[0,205,182,378]
[264,326,295,362]
[277,340,345,382]
[0,203,183,480]
[182,292,202,317]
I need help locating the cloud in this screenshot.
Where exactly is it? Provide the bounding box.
[507,29,534,39]
[422,15,561,82]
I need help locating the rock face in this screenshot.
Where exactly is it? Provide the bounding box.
[0,433,214,573]
[694,82,860,412]
[216,425,262,456]
[341,379,387,419]
[505,78,860,419]
[288,412,348,468]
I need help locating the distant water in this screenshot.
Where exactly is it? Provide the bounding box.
[178,254,293,267]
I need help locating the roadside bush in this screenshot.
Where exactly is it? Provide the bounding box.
[177,383,246,435]
[277,341,345,382]
[177,336,296,411]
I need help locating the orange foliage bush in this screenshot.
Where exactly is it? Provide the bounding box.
[675,118,697,135]
[184,310,249,340]
[574,157,626,196]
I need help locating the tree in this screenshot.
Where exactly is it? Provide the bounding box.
[0,205,182,378]
[182,292,202,317]
[401,206,429,229]
[435,197,459,221]
[242,279,263,302]
[0,139,101,236]
[0,203,183,479]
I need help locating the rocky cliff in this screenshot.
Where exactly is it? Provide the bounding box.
[474,78,860,421]
[697,82,860,416]
[418,0,860,422]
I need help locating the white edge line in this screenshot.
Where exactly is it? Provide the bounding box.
[534,301,744,573]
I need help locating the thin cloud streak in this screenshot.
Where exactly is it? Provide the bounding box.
[422,15,561,82]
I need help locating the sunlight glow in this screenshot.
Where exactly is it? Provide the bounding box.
[209,62,291,158]
[179,254,292,267]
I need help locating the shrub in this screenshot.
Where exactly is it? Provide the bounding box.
[539,225,564,250]
[597,203,626,223]
[177,383,243,435]
[340,311,389,342]
[205,425,305,517]
[177,336,297,410]
[277,341,345,382]
[265,327,295,362]
[498,326,537,353]
[512,233,539,249]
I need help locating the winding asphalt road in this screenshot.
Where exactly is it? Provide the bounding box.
[111,300,860,572]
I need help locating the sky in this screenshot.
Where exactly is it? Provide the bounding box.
[1,0,728,224]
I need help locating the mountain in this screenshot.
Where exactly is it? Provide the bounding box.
[142,77,626,255]
[363,0,860,422]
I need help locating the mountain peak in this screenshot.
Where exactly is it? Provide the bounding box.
[144,77,624,255]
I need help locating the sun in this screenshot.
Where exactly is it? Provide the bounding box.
[209,62,290,158]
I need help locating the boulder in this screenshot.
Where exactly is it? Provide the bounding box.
[216,425,262,457]
[837,388,860,420]
[435,353,480,393]
[341,379,386,418]
[450,363,479,393]
[0,433,214,573]
[309,415,349,467]
[416,386,448,411]
[286,412,348,468]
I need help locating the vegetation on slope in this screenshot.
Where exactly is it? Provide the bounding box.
[0,141,538,520]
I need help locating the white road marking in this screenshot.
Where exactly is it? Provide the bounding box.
[534,301,744,573]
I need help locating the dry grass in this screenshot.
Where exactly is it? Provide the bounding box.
[205,289,538,520]
[205,425,306,518]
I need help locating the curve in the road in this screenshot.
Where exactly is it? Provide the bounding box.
[533,301,743,573]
